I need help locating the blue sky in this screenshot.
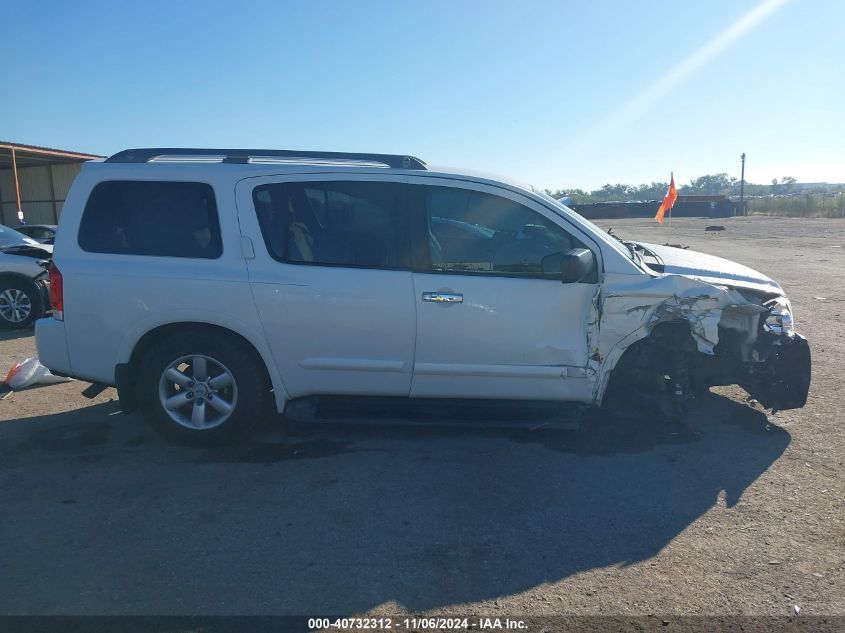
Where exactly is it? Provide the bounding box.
[3,0,843,189]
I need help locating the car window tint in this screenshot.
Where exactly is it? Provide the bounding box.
[25,227,53,240]
[417,185,585,278]
[253,181,407,269]
[78,181,222,258]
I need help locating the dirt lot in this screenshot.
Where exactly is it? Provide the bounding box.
[0,216,842,617]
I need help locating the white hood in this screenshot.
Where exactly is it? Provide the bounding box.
[637,242,783,295]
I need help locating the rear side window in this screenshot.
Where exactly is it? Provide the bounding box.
[78,181,222,258]
[253,181,408,269]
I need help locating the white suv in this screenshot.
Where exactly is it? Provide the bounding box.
[35,148,811,444]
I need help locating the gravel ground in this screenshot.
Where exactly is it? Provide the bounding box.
[0,216,842,617]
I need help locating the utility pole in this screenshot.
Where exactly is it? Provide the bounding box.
[739,152,746,216]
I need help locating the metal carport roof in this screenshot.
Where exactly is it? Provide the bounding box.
[0,141,104,223]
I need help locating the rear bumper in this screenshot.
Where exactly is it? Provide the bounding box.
[34,317,72,377]
[742,332,811,411]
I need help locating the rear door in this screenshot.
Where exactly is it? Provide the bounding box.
[408,177,599,402]
[235,173,416,398]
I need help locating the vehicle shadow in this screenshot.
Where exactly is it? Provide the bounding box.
[0,328,35,342]
[0,392,789,614]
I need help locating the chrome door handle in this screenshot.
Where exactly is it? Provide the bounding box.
[422,292,463,303]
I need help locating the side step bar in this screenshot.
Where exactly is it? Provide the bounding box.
[284,396,583,431]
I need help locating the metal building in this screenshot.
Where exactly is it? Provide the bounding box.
[0,141,103,226]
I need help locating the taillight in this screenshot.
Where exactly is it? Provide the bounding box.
[48,262,64,320]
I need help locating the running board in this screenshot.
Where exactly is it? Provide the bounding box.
[283,396,583,431]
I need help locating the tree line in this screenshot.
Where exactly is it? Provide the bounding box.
[547,174,807,203]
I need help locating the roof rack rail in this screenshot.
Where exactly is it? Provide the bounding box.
[105,148,427,170]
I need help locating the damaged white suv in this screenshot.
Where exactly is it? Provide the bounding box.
[35,148,810,444]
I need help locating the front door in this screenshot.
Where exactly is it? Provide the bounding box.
[235,174,416,398]
[408,178,599,402]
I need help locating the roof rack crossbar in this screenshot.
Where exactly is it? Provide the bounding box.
[105,148,427,170]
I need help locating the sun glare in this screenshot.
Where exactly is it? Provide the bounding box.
[565,0,791,153]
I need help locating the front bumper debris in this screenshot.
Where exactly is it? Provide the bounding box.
[742,333,811,411]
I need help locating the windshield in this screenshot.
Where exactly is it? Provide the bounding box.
[0,225,40,248]
[535,191,643,265]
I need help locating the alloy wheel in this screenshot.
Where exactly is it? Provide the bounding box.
[0,289,32,324]
[158,354,238,430]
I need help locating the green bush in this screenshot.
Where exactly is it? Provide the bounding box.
[747,194,845,218]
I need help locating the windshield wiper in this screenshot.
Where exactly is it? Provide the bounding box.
[607,228,641,263]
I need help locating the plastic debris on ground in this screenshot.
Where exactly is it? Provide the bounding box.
[3,357,72,391]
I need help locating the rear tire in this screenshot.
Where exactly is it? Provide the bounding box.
[137,331,269,445]
[0,279,43,330]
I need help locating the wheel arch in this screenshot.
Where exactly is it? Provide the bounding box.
[117,321,288,413]
[0,271,42,293]
[594,318,697,405]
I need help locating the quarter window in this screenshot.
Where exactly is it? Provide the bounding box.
[253,181,407,269]
[416,185,589,278]
[78,181,222,258]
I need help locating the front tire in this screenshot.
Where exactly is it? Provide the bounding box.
[0,279,43,330]
[138,331,269,445]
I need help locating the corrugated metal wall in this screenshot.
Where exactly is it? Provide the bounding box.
[0,162,84,226]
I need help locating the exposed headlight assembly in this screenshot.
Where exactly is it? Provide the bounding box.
[764,297,793,334]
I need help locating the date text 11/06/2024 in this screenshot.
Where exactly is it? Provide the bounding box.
[309,617,527,630]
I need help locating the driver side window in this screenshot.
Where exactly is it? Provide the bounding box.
[416,185,588,279]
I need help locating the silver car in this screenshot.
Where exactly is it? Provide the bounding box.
[0,225,52,329]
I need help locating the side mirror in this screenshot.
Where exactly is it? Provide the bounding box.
[544,248,594,283]
[561,248,595,283]
[541,248,595,283]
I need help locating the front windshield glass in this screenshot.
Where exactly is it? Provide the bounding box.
[535,191,642,265]
[0,225,39,248]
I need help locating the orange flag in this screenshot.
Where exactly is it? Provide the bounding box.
[655,173,678,224]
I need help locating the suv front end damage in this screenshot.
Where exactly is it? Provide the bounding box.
[736,300,811,411]
[594,272,811,417]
